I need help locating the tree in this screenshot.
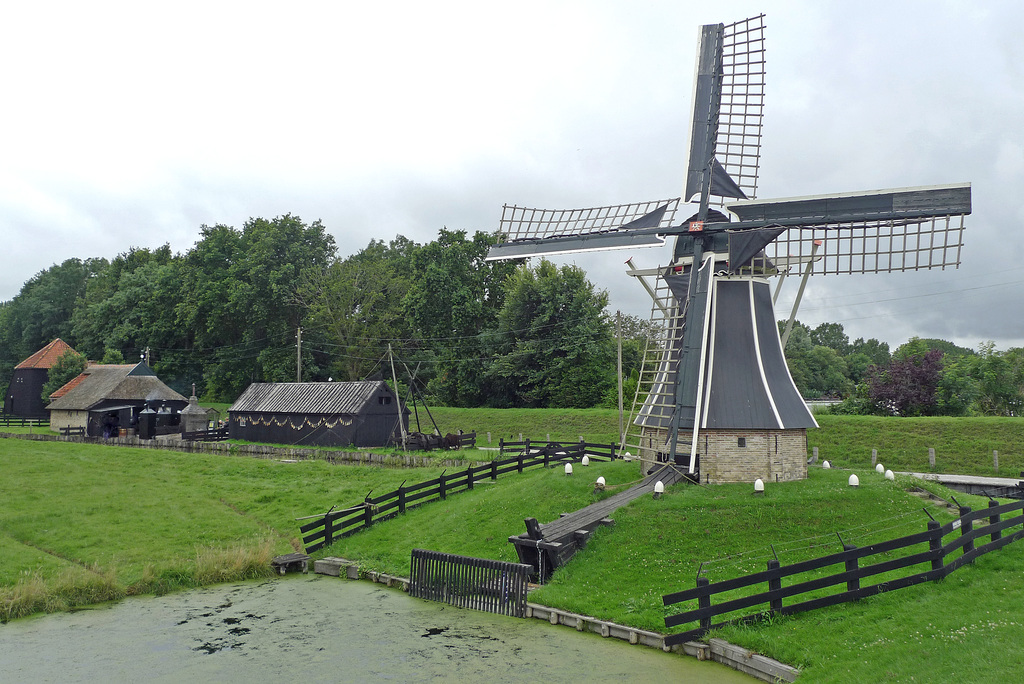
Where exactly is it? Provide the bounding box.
[865,349,944,416]
[41,349,88,402]
[176,216,336,399]
[297,236,419,382]
[809,322,850,355]
[486,260,614,408]
[401,229,519,406]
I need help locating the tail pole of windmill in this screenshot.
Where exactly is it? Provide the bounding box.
[486,14,971,485]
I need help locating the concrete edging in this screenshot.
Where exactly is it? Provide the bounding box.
[311,556,799,682]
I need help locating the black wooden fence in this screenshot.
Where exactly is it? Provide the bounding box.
[0,416,49,428]
[299,440,619,553]
[59,426,85,437]
[663,499,1024,646]
[181,425,230,442]
[409,549,532,617]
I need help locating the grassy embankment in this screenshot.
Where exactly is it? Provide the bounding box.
[2,413,1024,680]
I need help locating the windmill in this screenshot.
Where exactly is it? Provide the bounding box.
[486,15,970,484]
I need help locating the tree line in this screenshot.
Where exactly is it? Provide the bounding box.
[0,217,639,409]
[1,215,1020,416]
[784,321,1024,417]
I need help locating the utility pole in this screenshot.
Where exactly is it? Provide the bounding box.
[296,327,302,382]
[142,346,151,366]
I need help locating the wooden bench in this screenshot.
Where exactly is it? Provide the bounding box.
[271,553,311,575]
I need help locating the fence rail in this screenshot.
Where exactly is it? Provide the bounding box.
[59,426,85,437]
[0,416,49,427]
[662,499,1024,646]
[409,549,531,617]
[299,439,619,553]
[181,426,230,442]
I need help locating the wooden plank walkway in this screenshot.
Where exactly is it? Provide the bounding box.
[510,463,689,582]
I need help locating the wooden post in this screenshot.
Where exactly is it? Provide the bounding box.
[487,431,491,444]
[466,465,474,490]
[363,502,373,528]
[812,446,818,461]
[871,449,877,467]
[398,485,406,514]
[696,576,712,632]
[989,499,1002,543]
[439,472,447,500]
[994,450,999,471]
[843,544,860,597]
[767,559,782,614]
[324,513,334,547]
[929,447,936,468]
[928,519,944,574]
[518,454,524,474]
[491,460,497,481]
[958,505,973,555]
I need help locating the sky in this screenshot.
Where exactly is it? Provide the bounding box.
[2,0,1022,351]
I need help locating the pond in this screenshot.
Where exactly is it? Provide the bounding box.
[0,575,754,682]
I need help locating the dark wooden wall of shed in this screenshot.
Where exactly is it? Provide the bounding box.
[228,410,406,448]
[4,368,48,417]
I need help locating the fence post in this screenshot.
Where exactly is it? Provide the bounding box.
[843,544,860,598]
[767,559,782,614]
[959,505,973,555]
[543,447,550,469]
[398,485,406,514]
[439,472,447,500]
[696,576,712,632]
[928,519,943,574]
[491,460,497,481]
[324,513,334,547]
[929,448,936,468]
[518,454,524,474]
[994,450,999,472]
[466,465,474,491]
[499,437,504,457]
[988,499,1001,543]
[363,502,373,528]
[871,449,877,467]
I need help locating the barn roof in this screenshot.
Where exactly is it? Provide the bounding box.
[229,381,400,415]
[46,362,187,411]
[16,339,76,370]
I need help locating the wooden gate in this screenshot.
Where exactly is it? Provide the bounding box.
[409,549,531,618]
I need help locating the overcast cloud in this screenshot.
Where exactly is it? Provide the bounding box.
[2,0,1021,351]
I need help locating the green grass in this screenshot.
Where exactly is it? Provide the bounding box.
[810,415,1024,476]
[0,438,446,620]
[3,414,1024,680]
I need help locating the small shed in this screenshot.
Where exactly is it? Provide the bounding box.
[228,380,409,448]
[46,362,188,437]
[4,339,76,418]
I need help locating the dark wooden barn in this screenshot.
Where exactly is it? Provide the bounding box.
[46,362,188,437]
[228,381,409,448]
[4,338,77,418]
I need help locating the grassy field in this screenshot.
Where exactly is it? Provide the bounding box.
[3,413,1024,681]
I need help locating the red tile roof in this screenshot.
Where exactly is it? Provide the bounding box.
[49,371,89,399]
[16,339,77,370]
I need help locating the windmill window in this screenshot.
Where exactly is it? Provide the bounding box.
[378,396,392,405]
[737,437,746,448]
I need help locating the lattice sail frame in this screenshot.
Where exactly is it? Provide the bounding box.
[763,215,965,275]
[497,198,680,243]
[714,14,766,204]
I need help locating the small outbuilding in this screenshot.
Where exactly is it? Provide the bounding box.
[47,362,188,437]
[228,380,409,448]
[4,338,77,418]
